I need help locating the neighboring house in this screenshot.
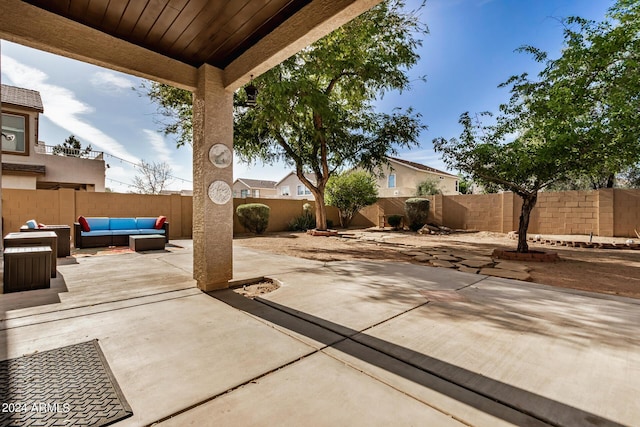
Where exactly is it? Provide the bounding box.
[275,172,316,199]
[1,84,106,191]
[232,178,277,198]
[374,157,459,197]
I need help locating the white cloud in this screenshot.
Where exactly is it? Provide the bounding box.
[1,54,139,164]
[397,149,452,173]
[90,70,135,92]
[233,155,290,182]
[141,129,174,165]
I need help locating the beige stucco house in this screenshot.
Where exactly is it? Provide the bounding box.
[1,84,106,191]
[375,157,459,197]
[233,178,277,198]
[275,172,316,199]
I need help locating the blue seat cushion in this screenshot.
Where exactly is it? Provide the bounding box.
[136,217,157,229]
[81,230,112,237]
[137,229,165,234]
[110,229,142,235]
[110,217,137,230]
[86,217,110,230]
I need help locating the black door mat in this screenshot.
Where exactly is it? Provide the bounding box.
[0,339,133,427]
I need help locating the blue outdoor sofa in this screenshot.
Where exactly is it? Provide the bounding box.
[74,217,169,248]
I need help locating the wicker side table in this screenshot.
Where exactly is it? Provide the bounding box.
[20,225,71,257]
[3,246,52,293]
[4,231,57,278]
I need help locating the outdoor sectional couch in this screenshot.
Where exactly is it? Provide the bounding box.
[74,217,169,248]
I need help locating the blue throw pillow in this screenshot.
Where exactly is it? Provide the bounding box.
[26,219,38,229]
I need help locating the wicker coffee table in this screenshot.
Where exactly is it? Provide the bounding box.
[129,234,166,252]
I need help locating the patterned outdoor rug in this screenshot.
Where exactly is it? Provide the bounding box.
[0,340,133,427]
[72,247,135,258]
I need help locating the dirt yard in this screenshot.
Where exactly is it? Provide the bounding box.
[235,230,640,299]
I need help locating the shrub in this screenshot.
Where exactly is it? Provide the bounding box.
[325,171,378,227]
[236,203,270,234]
[405,198,430,231]
[288,211,315,231]
[416,178,441,196]
[387,214,403,230]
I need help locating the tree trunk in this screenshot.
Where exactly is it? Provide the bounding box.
[516,192,538,253]
[605,173,615,188]
[314,191,328,230]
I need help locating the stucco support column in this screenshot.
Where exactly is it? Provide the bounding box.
[192,65,234,291]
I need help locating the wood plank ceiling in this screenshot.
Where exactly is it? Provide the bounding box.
[22,0,311,68]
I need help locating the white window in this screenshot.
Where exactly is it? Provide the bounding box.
[2,113,27,154]
[297,185,311,195]
[253,189,260,197]
[281,186,290,196]
[455,180,459,193]
[388,174,396,188]
[240,189,249,198]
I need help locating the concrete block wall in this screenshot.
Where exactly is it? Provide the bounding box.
[613,189,640,237]
[527,191,598,235]
[2,188,640,241]
[3,189,62,235]
[440,194,503,231]
[3,190,186,243]
[232,198,341,233]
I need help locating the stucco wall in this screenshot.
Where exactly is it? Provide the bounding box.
[275,173,316,199]
[2,175,36,189]
[38,154,106,191]
[374,162,458,197]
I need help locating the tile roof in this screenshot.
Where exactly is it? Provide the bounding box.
[236,178,277,188]
[388,157,456,177]
[1,84,44,112]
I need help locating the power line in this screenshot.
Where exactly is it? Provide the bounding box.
[103,153,192,184]
[105,177,133,187]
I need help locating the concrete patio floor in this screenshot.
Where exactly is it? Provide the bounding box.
[1,240,638,426]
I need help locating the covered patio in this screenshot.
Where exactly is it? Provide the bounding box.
[1,242,638,426]
[0,0,381,291]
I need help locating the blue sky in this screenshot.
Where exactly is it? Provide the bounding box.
[1,0,612,192]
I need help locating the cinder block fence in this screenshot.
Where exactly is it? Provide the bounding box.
[2,188,639,246]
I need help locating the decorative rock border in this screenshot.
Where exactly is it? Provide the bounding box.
[307,229,339,236]
[492,249,559,262]
[507,231,640,250]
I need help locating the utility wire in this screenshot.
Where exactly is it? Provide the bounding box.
[103,152,192,184]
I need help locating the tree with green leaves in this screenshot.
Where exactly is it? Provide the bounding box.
[141,82,193,148]
[325,171,378,228]
[435,0,640,253]
[53,135,92,158]
[415,177,441,196]
[144,0,427,230]
[457,173,472,194]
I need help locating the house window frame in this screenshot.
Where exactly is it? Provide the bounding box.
[388,174,396,188]
[1,112,29,156]
[281,185,290,196]
[240,189,249,198]
[297,184,311,196]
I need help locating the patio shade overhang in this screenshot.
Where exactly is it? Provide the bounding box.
[0,0,381,290]
[1,0,381,91]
